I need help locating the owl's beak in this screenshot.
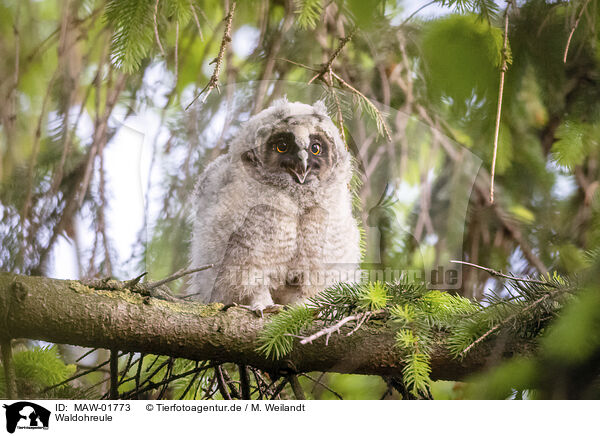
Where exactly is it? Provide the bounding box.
[288,149,310,184]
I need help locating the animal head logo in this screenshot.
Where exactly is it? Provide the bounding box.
[3,402,51,434]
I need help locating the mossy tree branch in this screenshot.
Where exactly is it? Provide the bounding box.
[0,272,531,380]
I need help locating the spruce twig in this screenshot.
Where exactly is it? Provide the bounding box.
[298,310,384,345]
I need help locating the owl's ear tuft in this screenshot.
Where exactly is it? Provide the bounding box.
[255,125,271,143]
[271,96,290,118]
[312,100,329,117]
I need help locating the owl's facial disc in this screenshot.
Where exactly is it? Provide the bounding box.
[263,130,331,185]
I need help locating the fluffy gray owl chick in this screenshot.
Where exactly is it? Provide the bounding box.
[188,98,361,312]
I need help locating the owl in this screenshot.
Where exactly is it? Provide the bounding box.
[188,98,361,314]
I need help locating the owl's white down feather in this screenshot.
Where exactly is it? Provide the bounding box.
[188,98,361,311]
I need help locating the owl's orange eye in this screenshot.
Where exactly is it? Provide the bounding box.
[276,143,288,153]
[310,143,321,155]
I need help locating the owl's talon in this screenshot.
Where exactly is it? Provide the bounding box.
[237,304,282,317]
[263,304,284,314]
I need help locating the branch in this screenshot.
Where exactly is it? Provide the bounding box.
[450,260,557,287]
[185,2,236,110]
[0,273,531,380]
[308,29,356,85]
[144,265,214,290]
[80,265,213,300]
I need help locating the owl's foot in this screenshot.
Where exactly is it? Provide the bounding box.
[238,303,284,317]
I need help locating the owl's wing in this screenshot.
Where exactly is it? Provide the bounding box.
[187,154,233,301]
[193,154,231,207]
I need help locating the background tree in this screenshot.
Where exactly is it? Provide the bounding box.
[0,0,599,399]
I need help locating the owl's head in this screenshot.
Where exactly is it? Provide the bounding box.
[232,99,351,190]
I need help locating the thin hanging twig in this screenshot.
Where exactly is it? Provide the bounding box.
[490,1,512,204]
[563,0,591,63]
[190,1,204,41]
[399,0,437,27]
[185,1,236,110]
[154,0,166,56]
[174,20,179,84]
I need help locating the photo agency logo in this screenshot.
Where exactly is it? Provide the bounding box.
[2,402,51,434]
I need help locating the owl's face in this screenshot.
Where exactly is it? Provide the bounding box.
[242,117,338,188]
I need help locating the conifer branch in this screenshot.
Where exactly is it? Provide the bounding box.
[0,272,532,381]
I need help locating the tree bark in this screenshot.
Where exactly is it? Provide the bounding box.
[0,272,528,380]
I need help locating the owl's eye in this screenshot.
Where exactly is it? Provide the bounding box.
[310,143,321,155]
[276,143,288,153]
